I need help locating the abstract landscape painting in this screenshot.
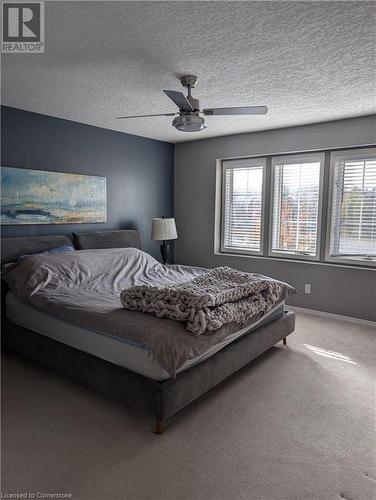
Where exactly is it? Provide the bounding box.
[1,167,107,224]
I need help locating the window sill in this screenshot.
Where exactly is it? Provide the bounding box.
[214,250,376,271]
[268,250,319,262]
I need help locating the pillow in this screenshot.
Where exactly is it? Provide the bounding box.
[20,245,75,259]
[41,245,75,254]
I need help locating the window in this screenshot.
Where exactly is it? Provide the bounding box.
[326,148,376,265]
[269,153,324,260]
[221,158,265,254]
[216,147,375,268]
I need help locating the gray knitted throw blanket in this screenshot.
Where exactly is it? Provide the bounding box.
[120,266,292,336]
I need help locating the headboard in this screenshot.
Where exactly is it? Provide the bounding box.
[1,234,73,265]
[73,230,142,250]
[1,230,142,265]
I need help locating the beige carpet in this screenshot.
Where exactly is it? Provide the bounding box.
[1,312,375,500]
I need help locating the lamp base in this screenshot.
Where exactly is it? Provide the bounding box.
[160,241,168,265]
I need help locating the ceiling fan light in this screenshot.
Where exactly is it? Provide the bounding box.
[172,115,206,132]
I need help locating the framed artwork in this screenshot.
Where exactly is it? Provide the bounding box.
[1,166,107,225]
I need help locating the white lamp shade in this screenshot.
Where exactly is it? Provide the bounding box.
[151,218,177,241]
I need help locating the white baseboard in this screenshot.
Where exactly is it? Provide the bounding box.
[287,305,376,328]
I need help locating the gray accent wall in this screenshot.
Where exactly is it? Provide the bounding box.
[1,106,174,259]
[174,116,376,321]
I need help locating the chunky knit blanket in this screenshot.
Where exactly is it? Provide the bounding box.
[120,266,291,336]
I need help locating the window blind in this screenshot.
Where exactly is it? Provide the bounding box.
[222,162,264,252]
[271,155,323,257]
[329,151,376,261]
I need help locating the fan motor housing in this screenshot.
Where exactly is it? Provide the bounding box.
[172,114,206,132]
[180,75,198,88]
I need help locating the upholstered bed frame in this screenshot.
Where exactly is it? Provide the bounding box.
[1,230,295,433]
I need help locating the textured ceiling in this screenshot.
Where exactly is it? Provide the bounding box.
[2,1,375,143]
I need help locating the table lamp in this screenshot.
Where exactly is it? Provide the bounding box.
[151,217,178,264]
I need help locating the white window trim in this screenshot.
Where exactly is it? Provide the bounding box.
[268,152,325,262]
[220,157,267,256]
[325,148,376,267]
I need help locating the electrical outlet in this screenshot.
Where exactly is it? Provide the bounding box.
[304,284,311,294]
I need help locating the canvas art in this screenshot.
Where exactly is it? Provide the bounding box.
[1,167,107,224]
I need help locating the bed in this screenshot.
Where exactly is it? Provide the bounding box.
[1,230,295,433]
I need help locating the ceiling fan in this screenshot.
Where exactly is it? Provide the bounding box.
[117,75,268,132]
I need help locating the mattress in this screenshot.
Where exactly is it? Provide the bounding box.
[6,292,285,381]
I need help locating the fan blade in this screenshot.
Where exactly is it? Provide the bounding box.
[203,106,268,116]
[163,90,194,111]
[117,113,177,119]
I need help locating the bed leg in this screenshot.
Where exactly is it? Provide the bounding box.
[154,419,165,435]
[283,337,287,345]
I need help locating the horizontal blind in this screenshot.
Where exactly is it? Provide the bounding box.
[223,164,264,251]
[330,153,376,258]
[271,157,322,256]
